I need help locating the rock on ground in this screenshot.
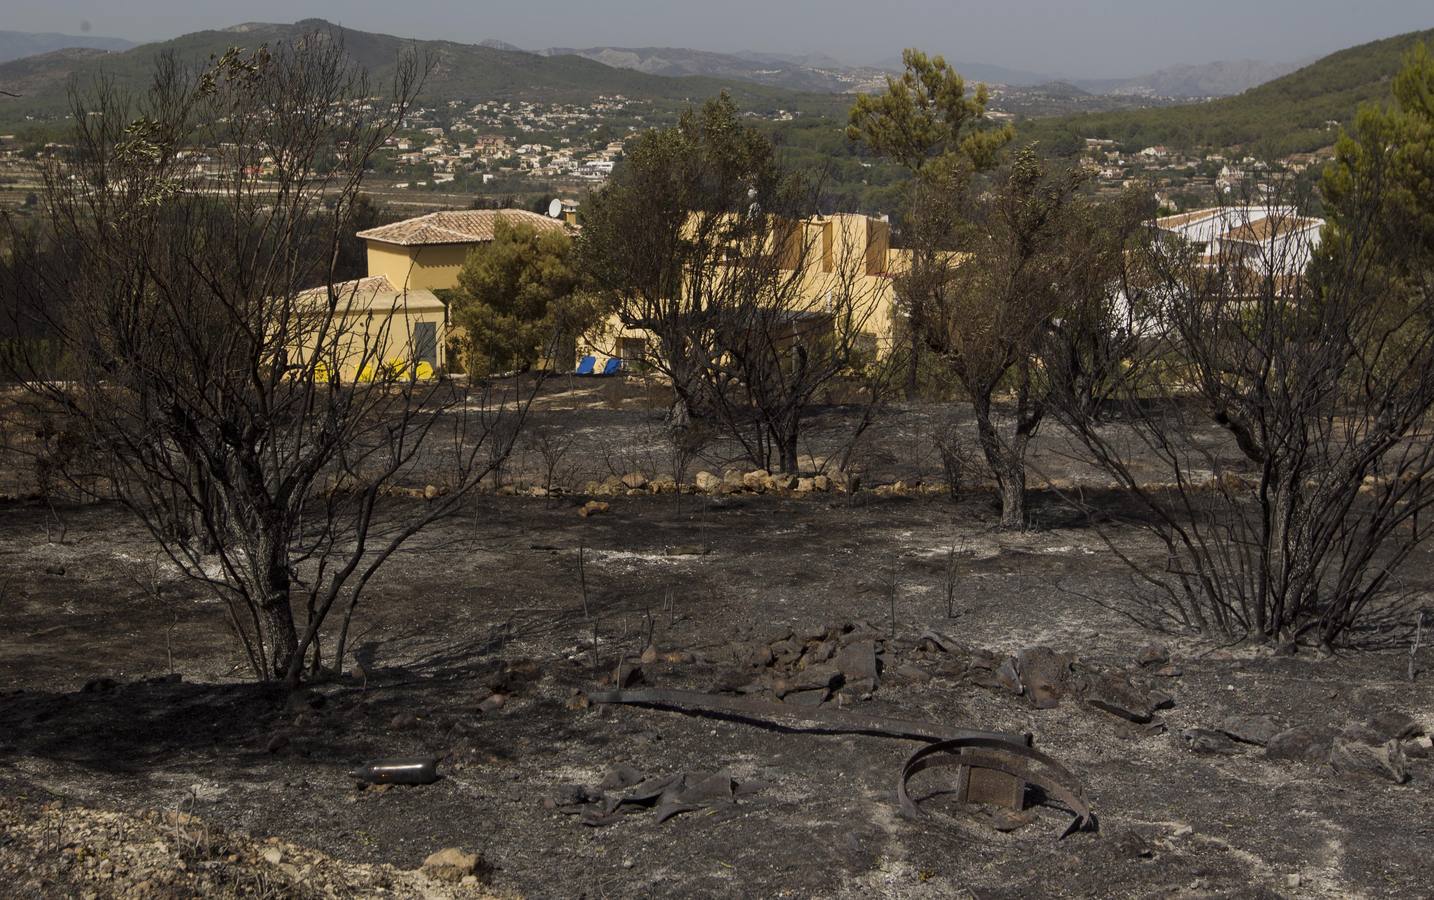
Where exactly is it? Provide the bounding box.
[1015,646,1071,709]
[1180,727,1243,755]
[422,847,483,882]
[1082,672,1170,724]
[1329,731,1410,784]
[1219,714,1282,746]
[1265,725,1338,764]
[835,639,880,692]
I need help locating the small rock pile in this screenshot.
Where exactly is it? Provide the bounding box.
[1184,708,1429,784]
[918,633,1176,727]
[702,623,1180,725]
[582,469,846,498]
[710,622,888,706]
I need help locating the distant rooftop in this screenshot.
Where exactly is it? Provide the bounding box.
[356,209,567,246]
[1153,205,1322,243]
[1153,208,1224,230]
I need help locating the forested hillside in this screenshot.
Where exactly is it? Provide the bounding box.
[1024,28,1434,155]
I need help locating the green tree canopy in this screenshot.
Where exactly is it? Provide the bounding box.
[846,49,1014,174]
[451,220,595,374]
[1321,41,1434,278]
[846,48,1015,397]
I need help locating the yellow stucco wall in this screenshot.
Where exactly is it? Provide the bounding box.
[365,243,414,288]
[361,215,909,376]
[796,214,900,355]
[365,241,474,292]
[295,291,448,381]
[336,302,448,381]
[574,214,903,372]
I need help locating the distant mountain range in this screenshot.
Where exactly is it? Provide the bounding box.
[0,30,134,64]
[2,18,1425,158]
[1073,59,1304,98]
[537,45,888,93]
[0,24,1307,110]
[523,45,1298,98]
[0,20,815,128]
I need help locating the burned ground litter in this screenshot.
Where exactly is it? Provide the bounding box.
[2,382,1433,898]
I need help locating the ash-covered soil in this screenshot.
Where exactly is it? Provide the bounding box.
[2,384,1432,898]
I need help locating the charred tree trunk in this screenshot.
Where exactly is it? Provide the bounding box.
[780,441,799,476]
[775,416,801,475]
[249,528,298,682]
[264,588,299,682]
[973,392,1035,530]
[768,395,803,475]
[993,451,1027,530]
[906,326,920,400]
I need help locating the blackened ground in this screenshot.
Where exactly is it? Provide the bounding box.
[1,381,1432,898]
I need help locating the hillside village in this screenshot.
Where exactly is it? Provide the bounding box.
[362,97,1333,212]
[0,18,1412,216]
[0,105,1335,217]
[375,96,640,191]
[1082,137,1337,210]
[0,92,812,208]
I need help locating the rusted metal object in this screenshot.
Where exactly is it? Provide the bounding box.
[958,764,1025,809]
[587,688,1096,838]
[898,737,1097,838]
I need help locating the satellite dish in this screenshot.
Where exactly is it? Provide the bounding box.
[547,198,563,218]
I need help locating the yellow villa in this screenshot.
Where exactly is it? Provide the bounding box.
[293,274,448,381]
[357,209,568,291]
[286,208,568,379]
[784,212,906,358]
[336,206,908,378]
[590,212,908,369]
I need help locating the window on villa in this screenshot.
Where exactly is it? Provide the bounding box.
[619,337,647,366]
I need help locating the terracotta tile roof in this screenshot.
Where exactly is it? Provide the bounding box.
[337,274,399,295]
[1154,209,1223,229]
[297,275,444,310]
[356,209,566,246]
[297,274,396,301]
[1221,216,1323,243]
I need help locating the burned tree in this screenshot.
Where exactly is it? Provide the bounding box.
[703,212,891,475]
[1,36,527,683]
[1045,50,1434,646]
[575,93,788,431]
[578,93,893,475]
[1052,171,1434,646]
[905,151,1129,528]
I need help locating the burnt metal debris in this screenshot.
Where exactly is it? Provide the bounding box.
[349,757,441,785]
[589,688,1096,839]
[587,688,1028,744]
[897,737,1097,838]
[546,765,768,826]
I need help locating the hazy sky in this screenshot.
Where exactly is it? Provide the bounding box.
[10,1,1432,78]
